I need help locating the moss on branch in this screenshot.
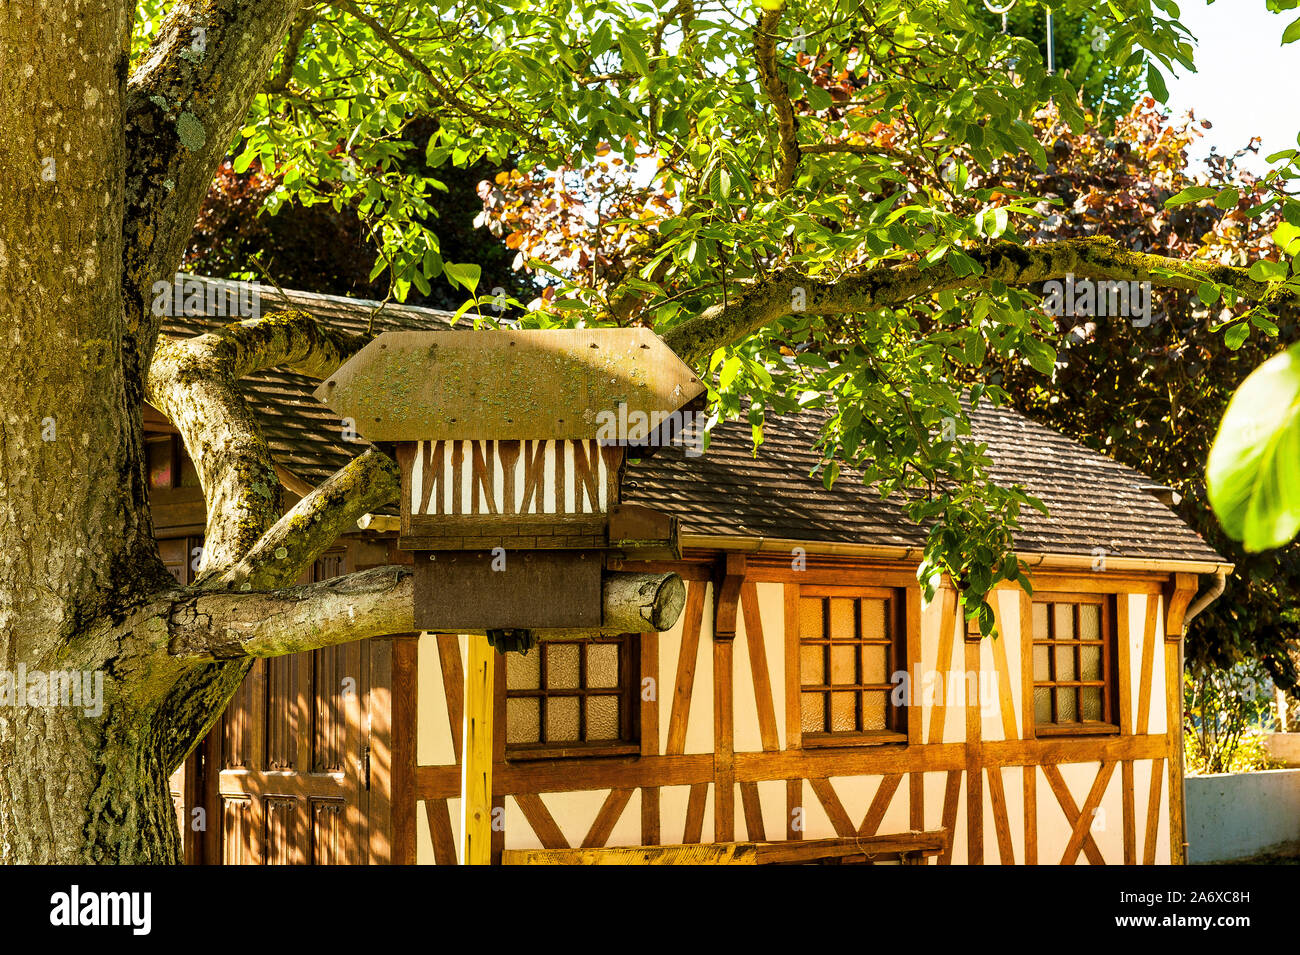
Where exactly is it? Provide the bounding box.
[663,236,1297,368]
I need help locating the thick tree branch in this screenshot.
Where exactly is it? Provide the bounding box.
[219,449,400,591]
[123,0,306,378]
[168,565,415,659]
[754,7,800,192]
[166,568,686,659]
[267,8,316,93]
[145,310,372,572]
[663,235,1298,368]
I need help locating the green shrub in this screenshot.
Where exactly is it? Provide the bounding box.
[1184,660,1281,775]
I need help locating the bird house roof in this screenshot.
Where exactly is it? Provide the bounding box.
[314,328,705,441]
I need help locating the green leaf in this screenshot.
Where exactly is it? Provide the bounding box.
[1214,186,1240,210]
[443,261,481,293]
[1224,322,1250,350]
[1251,311,1280,336]
[1207,343,1300,550]
[1273,221,1300,255]
[1283,14,1300,44]
[807,86,832,111]
[1146,62,1169,102]
[618,34,650,75]
[1248,259,1289,282]
[1164,186,1216,207]
[1197,282,1219,306]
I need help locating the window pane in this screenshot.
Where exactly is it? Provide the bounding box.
[1033,645,1050,681]
[147,438,174,489]
[801,693,825,733]
[1056,688,1077,722]
[1032,602,1049,640]
[800,645,824,686]
[861,644,887,683]
[1081,687,1102,721]
[1055,645,1076,681]
[1053,604,1074,640]
[1080,644,1102,681]
[829,599,856,639]
[506,698,539,744]
[547,644,580,690]
[862,692,887,730]
[1079,604,1101,640]
[546,696,580,742]
[799,598,824,639]
[587,643,619,689]
[586,696,619,740]
[506,649,540,690]
[1034,687,1051,723]
[830,692,857,731]
[830,645,856,685]
[861,599,886,639]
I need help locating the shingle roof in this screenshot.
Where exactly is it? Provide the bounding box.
[157,275,1225,565]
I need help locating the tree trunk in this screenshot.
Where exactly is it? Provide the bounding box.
[0,0,188,863]
[0,706,181,863]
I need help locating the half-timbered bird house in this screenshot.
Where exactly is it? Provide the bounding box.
[316,328,705,633]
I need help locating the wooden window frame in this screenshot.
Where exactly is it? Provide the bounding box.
[158,534,203,586]
[504,633,640,761]
[146,433,182,491]
[1029,592,1121,738]
[795,585,908,749]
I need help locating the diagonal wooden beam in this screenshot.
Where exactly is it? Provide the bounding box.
[1042,763,1107,865]
[986,767,1015,864]
[425,798,457,865]
[989,598,1020,741]
[928,588,959,745]
[1061,761,1115,865]
[582,788,635,849]
[665,581,706,755]
[858,774,903,837]
[740,781,766,841]
[683,782,709,843]
[808,777,855,837]
[1143,757,1165,865]
[939,770,962,865]
[436,634,464,762]
[1135,596,1160,735]
[515,793,569,850]
[741,583,781,751]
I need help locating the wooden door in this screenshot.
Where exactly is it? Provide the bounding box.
[172,550,395,864]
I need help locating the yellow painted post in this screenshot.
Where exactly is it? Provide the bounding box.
[461,635,495,865]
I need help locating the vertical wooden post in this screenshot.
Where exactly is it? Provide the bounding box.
[391,634,419,865]
[963,621,984,866]
[461,635,496,865]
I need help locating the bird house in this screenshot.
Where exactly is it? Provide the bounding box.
[316,328,705,630]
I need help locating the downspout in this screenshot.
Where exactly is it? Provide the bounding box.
[1183,569,1227,629]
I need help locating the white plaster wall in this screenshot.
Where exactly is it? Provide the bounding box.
[1187,769,1300,862]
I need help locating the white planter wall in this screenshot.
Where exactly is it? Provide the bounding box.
[1186,768,1300,863]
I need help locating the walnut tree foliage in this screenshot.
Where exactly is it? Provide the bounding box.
[132,0,1296,635]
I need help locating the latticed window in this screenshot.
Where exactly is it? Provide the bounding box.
[505,635,637,756]
[798,588,906,743]
[1031,595,1117,734]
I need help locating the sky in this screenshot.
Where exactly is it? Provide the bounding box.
[1164,1,1300,173]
